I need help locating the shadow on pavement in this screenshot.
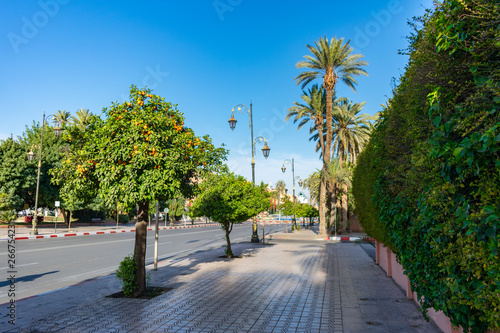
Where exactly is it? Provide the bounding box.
[0,271,59,288]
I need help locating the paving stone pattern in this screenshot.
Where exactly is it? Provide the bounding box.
[3,240,441,333]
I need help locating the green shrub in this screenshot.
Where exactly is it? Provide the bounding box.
[115,254,137,297]
[118,214,129,224]
[0,210,16,223]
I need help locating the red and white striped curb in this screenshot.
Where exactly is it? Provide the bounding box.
[3,223,221,241]
[330,236,375,242]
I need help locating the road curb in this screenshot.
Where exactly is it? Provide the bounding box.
[5,223,222,241]
[3,221,292,241]
[330,236,375,242]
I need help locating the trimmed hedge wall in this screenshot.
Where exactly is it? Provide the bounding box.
[352,1,500,332]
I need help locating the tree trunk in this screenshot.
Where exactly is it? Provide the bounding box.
[329,182,337,234]
[67,211,72,231]
[321,81,335,238]
[318,169,328,238]
[315,112,328,239]
[133,200,148,297]
[340,183,348,233]
[224,222,233,258]
[60,208,69,225]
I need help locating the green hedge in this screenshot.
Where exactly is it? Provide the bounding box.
[353,1,499,331]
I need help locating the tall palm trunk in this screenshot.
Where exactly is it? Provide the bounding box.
[133,200,148,297]
[316,113,328,238]
[322,70,336,238]
[337,144,349,234]
[336,188,342,233]
[319,171,327,238]
[340,183,348,233]
[328,181,337,234]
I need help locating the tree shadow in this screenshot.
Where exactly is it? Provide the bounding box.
[0,270,59,288]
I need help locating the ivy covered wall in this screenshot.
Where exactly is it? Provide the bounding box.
[352,1,499,331]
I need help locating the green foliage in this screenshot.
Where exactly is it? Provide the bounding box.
[0,209,16,223]
[190,172,269,257]
[52,85,228,209]
[115,254,137,297]
[51,85,228,295]
[166,195,187,221]
[0,192,11,211]
[352,132,393,247]
[353,1,500,331]
[278,196,299,217]
[118,214,130,224]
[297,204,319,219]
[191,173,269,225]
[0,125,66,211]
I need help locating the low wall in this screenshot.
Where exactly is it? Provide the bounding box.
[348,214,364,232]
[377,241,464,333]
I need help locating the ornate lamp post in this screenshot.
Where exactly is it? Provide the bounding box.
[26,113,62,235]
[228,102,271,243]
[281,158,302,203]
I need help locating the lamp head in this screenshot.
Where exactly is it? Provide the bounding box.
[228,113,237,131]
[27,149,35,161]
[261,142,270,159]
[53,125,62,137]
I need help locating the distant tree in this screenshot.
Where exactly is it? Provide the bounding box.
[326,159,351,234]
[166,195,187,221]
[297,203,319,226]
[278,196,300,223]
[303,170,320,206]
[53,110,72,127]
[190,173,269,258]
[71,109,93,130]
[0,123,67,214]
[274,180,286,206]
[0,138,27,210]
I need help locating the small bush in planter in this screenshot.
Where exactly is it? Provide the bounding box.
[115,254,137,297]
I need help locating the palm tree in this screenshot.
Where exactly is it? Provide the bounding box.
[326,159,351,234]
[274,180,286,206]
[286,85,329,237]
[295,36,368,238]
[53,110,72,127]
[303,171,320,206]
[310,99,373,232]
[71,109,92,130]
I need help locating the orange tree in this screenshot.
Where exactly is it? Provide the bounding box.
[53,85,227,296]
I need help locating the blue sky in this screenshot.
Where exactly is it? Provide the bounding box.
[1,0,433,196]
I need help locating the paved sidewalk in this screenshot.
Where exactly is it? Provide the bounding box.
[1,230,441,332]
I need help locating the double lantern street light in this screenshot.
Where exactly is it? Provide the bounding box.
[228,102,270,243]
[281,158,303,203]
[26,113,62,235]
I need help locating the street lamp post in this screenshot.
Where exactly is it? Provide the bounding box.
[228,102,271,243]
[281,159,302,203]
[26,113,62,235]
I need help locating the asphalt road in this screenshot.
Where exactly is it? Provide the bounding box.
[0,222,288,304]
